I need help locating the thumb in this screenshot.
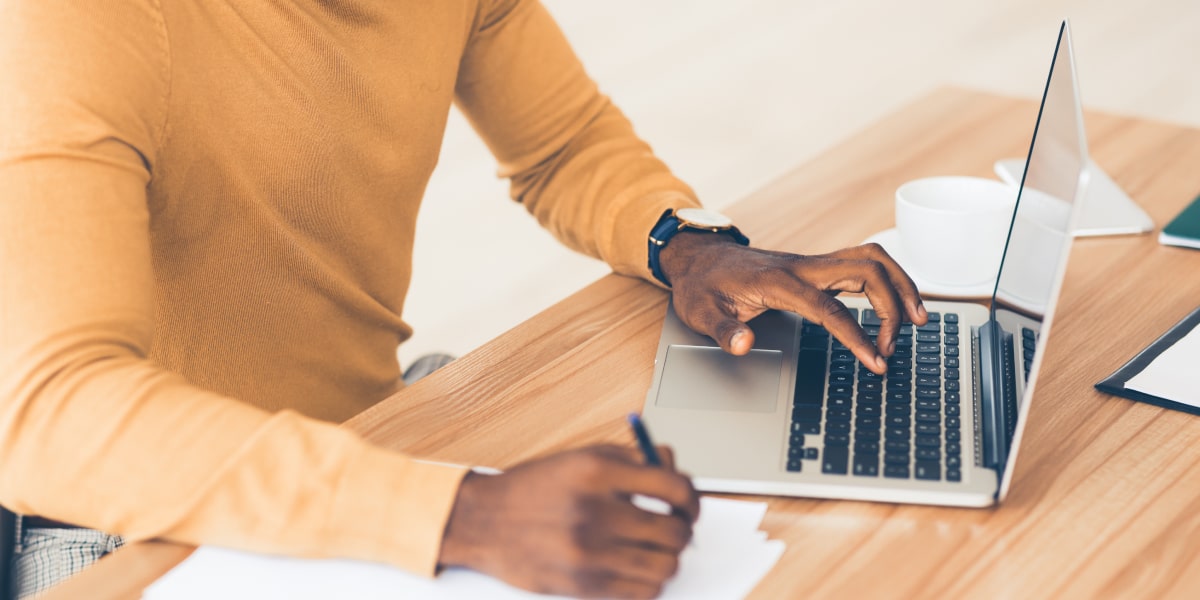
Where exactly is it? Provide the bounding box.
[677,301,755,355]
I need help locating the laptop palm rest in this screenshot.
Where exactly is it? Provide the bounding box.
[654,346,782,413]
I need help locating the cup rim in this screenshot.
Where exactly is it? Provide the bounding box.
[896,175,1017,217]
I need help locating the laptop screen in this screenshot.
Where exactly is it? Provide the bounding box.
[991,21,1087,317]
[988,21,1089,495]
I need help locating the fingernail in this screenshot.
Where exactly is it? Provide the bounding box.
[730,330,746,351]
[875,355,887,371]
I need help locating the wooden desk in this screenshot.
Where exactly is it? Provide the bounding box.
[44,88,1200,599]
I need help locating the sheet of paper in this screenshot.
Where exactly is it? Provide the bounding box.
[145,497,785,600]
[1126,323,1200,407]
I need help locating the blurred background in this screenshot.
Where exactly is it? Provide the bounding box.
[399,0,1200,368]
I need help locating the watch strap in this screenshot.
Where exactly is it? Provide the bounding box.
[647,209,749,286]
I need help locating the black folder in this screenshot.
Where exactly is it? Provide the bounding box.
[1095,306,1200,416]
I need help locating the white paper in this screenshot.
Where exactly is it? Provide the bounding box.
[1126,325,1200,407]
[145,497,784,600]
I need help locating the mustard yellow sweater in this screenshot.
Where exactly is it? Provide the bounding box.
[0,0,699,575]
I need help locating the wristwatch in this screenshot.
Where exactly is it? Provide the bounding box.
[647,208,750,286]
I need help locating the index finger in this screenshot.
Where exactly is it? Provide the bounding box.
[829,243,927,324]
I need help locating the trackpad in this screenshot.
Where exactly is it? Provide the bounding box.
[654,345,782,413]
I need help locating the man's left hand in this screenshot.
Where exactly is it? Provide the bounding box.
[659,231,928,375]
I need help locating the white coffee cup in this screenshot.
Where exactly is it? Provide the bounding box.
[895,176,1017,287]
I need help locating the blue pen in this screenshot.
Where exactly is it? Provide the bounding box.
[627,413,662,467]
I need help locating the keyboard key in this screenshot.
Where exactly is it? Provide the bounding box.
[899,323,914,333]
[855,416,881,429]
[944,323,959,334]
[793,405,821,422]
[946,429,961,442]
[827,406,851,420]
[830,362,854,375]
[788,445,804,458]
[916,399,940,411]
[856,428,881,441]
[855,440,879,453]
[944,313,959,324]
[853,455,879,477]
[885,403,911,416]
[945,392,961,404]
[887,415,912,429]
[862,310,881,326]
[1022,327,1035,340]
[916,354,940,365]
[887,380,912,392]
[859,369,883,381]
[916,321,940,332]
[927,312,941,322]
[916,447,939,461]
[915,388,939,400]
[915,411,940,423]
[946,442,961,455]
[944,357,960,368]
[805,447,820,460]
[916,376,941,388]
[859,381,882,393]
[787,458,803,472]
[887,391,911,404]
[947,468,962,482]
[945,381,960,392]
[915,435,941,447]
[945,335,960,346]
[829,396,852,409]
[945,346,959,357]
[797,422,820,435]
[828,384,853,398]
[884,452,909,465]
[916,423,941,436]
[945,368,960,380]
[857,392,882,404]
[827,421,850,434]
[894,336,913,347]
[822,446,850,474]
[916,343,940,354]
[856,403,881,417]
[826,433,850,446]
[830,372,853,385]
[790,433,805,446]
[884,465,910,478]
[915,332,940,343]
[885,428,910,441]
[946,416,961,429]
[914,461,940,480]
[891,347,913,358]
[916,364,940,376]
[946,404,960,416]
[831,349,856,363]
[946,455,962,468]
[885,440,910,454]
[794,350,827,406]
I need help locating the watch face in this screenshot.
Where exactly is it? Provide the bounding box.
[676,208,733,228]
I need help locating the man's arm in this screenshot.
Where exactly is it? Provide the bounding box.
[453,0,926,371]
[0,0,467,575]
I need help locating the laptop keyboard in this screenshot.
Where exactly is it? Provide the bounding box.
[1021,327,1038,381]
[786,309,963,482]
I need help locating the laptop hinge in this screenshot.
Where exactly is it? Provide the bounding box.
[976,320,1016,476]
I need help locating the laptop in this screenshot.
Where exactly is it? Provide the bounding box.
[640,21,1089,507]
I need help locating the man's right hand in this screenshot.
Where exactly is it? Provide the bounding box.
[438,445,700,599]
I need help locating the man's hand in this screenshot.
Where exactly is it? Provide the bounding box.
[438,445,700,600]
[660,231,927,374]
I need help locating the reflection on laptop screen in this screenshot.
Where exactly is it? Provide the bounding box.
[981,21,1088,491]
[992,22,1087,316]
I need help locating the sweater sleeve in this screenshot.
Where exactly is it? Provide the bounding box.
[0,0,465,576]
[454,0,703,282]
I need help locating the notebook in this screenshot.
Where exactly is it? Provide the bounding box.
[1159,192,1200,250]
[1096,306,1200,415]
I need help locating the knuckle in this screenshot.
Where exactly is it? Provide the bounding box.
[572,569,614,596]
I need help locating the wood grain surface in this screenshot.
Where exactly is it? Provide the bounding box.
[43,88,1200,600]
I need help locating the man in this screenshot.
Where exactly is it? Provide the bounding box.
[0,0,925,598]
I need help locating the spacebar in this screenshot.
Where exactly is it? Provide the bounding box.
[794,350,826,407]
